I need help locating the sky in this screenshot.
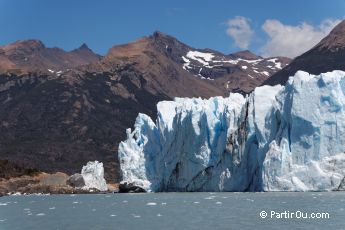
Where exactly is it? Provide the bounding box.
[0,0,344,58]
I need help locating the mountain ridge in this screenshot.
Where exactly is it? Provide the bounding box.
[263,20,345,86]
[0,39,101,74]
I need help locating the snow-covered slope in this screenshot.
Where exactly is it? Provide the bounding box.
[181,50,289,81]
[118,70,345,192]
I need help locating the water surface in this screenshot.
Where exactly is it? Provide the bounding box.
[0,192,344,230]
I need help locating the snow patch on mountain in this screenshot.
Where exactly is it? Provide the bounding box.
[267,58,283,69]
[186,51,214,62]
[181,50,288,81]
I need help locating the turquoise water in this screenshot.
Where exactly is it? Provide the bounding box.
[0,192,344,230]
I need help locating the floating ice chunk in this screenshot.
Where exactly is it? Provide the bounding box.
[81,161,108,192]
[10,192,21,196]
[146,202,157,206]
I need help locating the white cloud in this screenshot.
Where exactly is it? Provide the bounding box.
[226,16,254,50]
[260,19,341,58]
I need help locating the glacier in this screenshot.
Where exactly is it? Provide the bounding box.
[118,70,345,192]
[81,161,108,192]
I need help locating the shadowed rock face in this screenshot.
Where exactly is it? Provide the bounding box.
[67,174,85,188]
[0,71,164,182]
[263,20,345,86]
[0,33,289,182]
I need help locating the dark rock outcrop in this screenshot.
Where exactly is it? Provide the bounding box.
[67,173,85,188]
[119,182,146,193]
[337,177,345,191]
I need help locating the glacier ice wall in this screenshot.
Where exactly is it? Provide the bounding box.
[118,70,345,192]
[81,161,108,191]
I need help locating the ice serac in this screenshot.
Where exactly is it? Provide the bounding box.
[81,161,108,191]
[119,70,345,192]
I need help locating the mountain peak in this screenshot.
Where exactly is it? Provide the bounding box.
[6,39,45,51]
[72,43,96,54]
[330,20,345,35]
[315,20,345,51]
[152,30,168,38]
[148,31,191,59]
[230,50,261,60]
[150,31,182,45]
[78,43,90,50]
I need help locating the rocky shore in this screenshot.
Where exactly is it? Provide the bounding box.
[0,172,119,196]
[0,160,119,196]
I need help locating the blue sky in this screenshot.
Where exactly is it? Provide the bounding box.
[0,0,344,57]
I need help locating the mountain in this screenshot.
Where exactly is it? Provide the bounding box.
[0,33,289,182]
[119,70,345,192]
[264,20,345,86]
[0,40,100,74]
[95,31,290,95]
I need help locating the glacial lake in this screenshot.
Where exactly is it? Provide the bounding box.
[0,192,344,230]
